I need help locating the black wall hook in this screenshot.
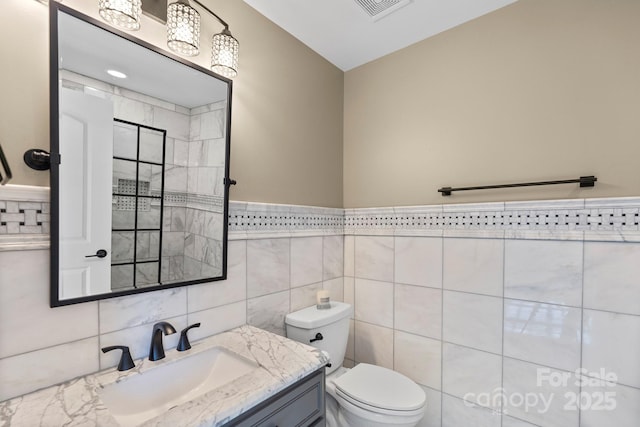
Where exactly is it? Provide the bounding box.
[23,149,51,171]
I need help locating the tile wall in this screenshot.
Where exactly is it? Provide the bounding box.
[1,194,639,427]
[344,199,640,427]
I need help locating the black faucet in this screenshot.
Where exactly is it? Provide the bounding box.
[102,345,135,371]
[177,323,201,351]
[149,321,176,361]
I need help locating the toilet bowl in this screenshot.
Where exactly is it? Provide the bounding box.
[285,302,426,427]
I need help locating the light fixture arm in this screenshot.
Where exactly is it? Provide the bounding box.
[191,0,229,30]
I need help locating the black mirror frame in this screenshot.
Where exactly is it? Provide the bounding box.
[50,3,232,307]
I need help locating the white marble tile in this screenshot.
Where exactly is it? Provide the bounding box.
[395,284,442,339]
[344,277,354,316]
[582,309,640,389]
[0,250,99,359]
[394,236,443,287]
[441,394,501,427]
[246,238,290,298]
[443,343,502,410]
[153,106,190,140]
[0,337,99,402]
[290,282,323,312]
[354,236,394,282]
[504,240,583,307]
[354,278,394,328]
[579,382,640,427]
[354,321,393,369]
[443,291,503,354]
[187,301,246,342]
[323,277,344,302]
[502,416,540,427]
[290,236,323,287]
[503,358,579,427]
[394,331,442,389]
[99,287,187,334]
[583,242,640,316]
[323,235,344,280]
[344,235,355,277]
[443,238,504,297]
[346,319,355,361]
[416,387,442,427]
[247,290,290,336]
[99,315,187,369]
[187,254,246,313]
[504,299,582,372]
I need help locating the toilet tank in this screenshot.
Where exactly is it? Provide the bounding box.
[285,302,352,375]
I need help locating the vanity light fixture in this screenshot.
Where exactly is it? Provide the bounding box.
[98,0,142,31]
[167,0,201,57]
[166,0,239,78]
[95,0,239,78]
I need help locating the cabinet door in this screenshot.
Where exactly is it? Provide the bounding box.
[227,368,325,427]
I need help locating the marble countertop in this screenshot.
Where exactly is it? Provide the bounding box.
[0,325,329,427]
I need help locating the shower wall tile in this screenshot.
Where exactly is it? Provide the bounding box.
[344,277,355,315]
[153,107,189,141]
[582,309,640,389]
[443,291,503,354]
[354,321,393,369]
[441,394,501,427]
[323,235,344,280]
[354,278,393,328]
[504,299,582,372]
[394,236,443,287]
[246,238,290,298]
[443,237,503,296]
[354,235,393,282]
[291,236,323,287]
[583,242,640,316]
[443,343,502,410]
[394,284,442,339]
[394,331,441,389]
[504,240,583,307]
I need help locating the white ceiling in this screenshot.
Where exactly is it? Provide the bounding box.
[243,0,519,71]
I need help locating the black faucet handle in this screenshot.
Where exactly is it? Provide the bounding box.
[102,345,136,371]
[177,323,201,351]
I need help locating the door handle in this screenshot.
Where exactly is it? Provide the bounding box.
[85,249,108,258]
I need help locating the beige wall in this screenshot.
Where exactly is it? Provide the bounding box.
[344,0,640,208]
[0,0,344,208]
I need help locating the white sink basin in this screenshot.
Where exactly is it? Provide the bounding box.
[97,347,259,427]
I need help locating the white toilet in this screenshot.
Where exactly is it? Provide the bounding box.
[285,302,426,427]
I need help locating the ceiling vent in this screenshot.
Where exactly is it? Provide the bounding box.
[353,0,412,21]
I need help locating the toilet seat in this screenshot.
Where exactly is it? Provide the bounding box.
[332,363,425,416]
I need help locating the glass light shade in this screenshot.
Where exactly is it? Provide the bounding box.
[211,30,239,78]
[98,0,141,31]
[167,1,201,57]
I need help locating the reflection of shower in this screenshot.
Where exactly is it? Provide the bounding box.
[110,118,167,291]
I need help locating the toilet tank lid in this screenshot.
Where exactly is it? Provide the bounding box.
[285,301,352,329]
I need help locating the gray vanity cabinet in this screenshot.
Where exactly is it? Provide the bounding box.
[225,368,326,427]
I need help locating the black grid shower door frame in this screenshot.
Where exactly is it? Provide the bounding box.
[111,118,167,289]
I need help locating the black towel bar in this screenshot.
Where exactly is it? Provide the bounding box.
[438,176,597,196]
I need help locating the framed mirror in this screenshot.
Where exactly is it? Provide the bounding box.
[50,3,232,307]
